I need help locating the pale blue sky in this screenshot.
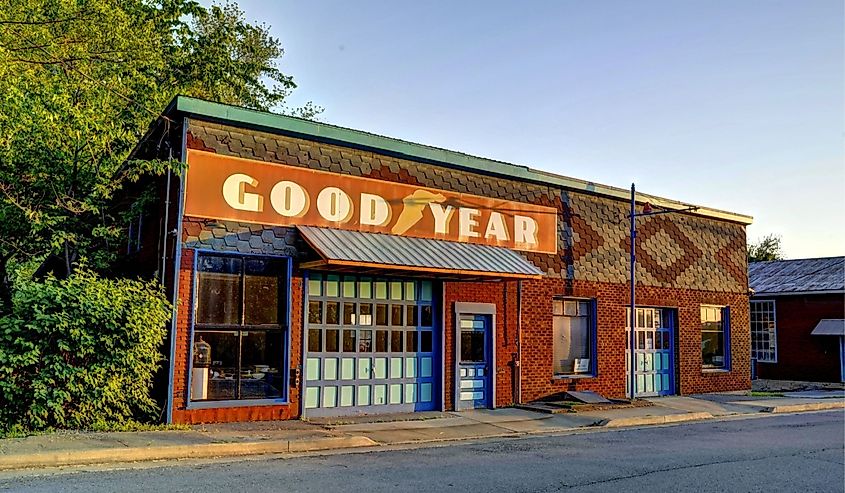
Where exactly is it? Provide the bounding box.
[230,0,843,259]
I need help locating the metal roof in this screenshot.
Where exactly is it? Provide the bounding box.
[749,257,845,295]
[151,96,753,225]
[297,226,543,279]
[811,319,845,337]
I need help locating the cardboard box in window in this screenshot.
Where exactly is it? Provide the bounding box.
[573,358,590,373]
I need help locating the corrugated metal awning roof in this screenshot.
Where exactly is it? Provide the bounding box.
[297,226,543,279]
[811,319,845,337]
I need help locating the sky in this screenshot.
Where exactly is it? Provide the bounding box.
[229,0,843,259]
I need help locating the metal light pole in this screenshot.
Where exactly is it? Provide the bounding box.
[628,184,698,400]
[629,184,637,400]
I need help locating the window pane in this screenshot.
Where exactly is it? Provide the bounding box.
[391,330,404,352]
[195,333,233,400]
[308,301,322,325]
[193,331,238,401]
[553,314,590,374]
[359,303,373,325]
[244,273,279,325]
[406,331,418,352]
[390,281,403,300]
[376,304,388,325]
[197,270,241,325]
[343,303,355,325]
[326,302,340,325]
[308,273,322,296]
[404,282,415,301]
[421,305,433,327]
[326,329,340,352]
[342,329,356,352]
[359,278,372,298]
[702,329,724,367]
[376,330,388,352]
[342,276,356,297]
[308,329,321,352]
[420,281,433,301]
[460,331,485,362]
[420,331,433,352]
[326,275,340,297]
[375,281,388,299]
[391,305,403,326]
[359,330,372,352]
[406,306,418,326]
[199,255,242,274]
[240,330,284,399]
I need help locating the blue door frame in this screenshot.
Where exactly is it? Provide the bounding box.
[456,313,493,410]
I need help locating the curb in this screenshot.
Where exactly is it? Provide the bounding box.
[764,401,845,413]
[601,412,713,428]
[0,436,377,471]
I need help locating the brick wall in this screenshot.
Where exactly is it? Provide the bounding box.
[756,294,843,383]
[440,278,749,408]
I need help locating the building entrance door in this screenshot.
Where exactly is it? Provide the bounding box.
[626,307,676,397]
[457,314,492,410]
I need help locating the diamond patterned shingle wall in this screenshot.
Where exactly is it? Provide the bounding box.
[184,120,748,293]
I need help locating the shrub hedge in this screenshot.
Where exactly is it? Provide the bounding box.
[0,270,171,432]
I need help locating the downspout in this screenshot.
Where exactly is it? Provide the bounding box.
[516,280,523,404]
[160,169,171,284]
[165,118,189,424]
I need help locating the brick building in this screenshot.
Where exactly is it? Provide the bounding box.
[749,257,845,384]
[128,97,753,424]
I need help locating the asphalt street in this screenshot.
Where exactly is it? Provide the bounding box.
[1,411,843,493]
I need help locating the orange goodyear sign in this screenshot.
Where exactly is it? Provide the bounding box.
[184,150,558,254]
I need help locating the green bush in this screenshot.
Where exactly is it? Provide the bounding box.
[0,269,171,432]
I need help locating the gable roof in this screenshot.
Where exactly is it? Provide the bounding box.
[749,257,845,295]
[142,96,753,226]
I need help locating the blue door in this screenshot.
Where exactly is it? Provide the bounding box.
[457,314,492,409]
[626,307,675,397]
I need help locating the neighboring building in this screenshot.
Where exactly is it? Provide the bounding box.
[127,97,753,424]
[749,257,845,384]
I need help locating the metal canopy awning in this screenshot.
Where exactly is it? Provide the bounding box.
[811,319,845,337]
[297,226,543,280]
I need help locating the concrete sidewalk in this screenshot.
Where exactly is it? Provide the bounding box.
[1,392,842,471]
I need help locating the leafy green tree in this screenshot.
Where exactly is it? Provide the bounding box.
[748,234,784,262]
[0,0,320,313]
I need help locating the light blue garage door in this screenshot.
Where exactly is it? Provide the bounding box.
[303,274,440,417]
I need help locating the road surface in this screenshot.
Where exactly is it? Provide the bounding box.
[1,411,842,492]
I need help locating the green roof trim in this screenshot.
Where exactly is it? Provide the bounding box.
[170,96,753,225]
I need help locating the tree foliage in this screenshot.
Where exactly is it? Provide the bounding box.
[0,269,171,432]
[0,0,319,312]
[748,234,784,262]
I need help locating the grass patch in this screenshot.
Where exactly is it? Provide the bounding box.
[0,422,190,439]
[747,391,785,397]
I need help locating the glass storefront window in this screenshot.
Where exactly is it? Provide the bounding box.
[191,254,290,403]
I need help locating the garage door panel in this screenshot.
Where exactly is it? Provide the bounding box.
[305,274,439,417]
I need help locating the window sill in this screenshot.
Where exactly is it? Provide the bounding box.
[187,398,289,410]
[553,373,595,380]
[701,368,730,374]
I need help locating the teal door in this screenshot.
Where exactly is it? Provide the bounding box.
[626,308,675,397]
[457,314,492,410]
